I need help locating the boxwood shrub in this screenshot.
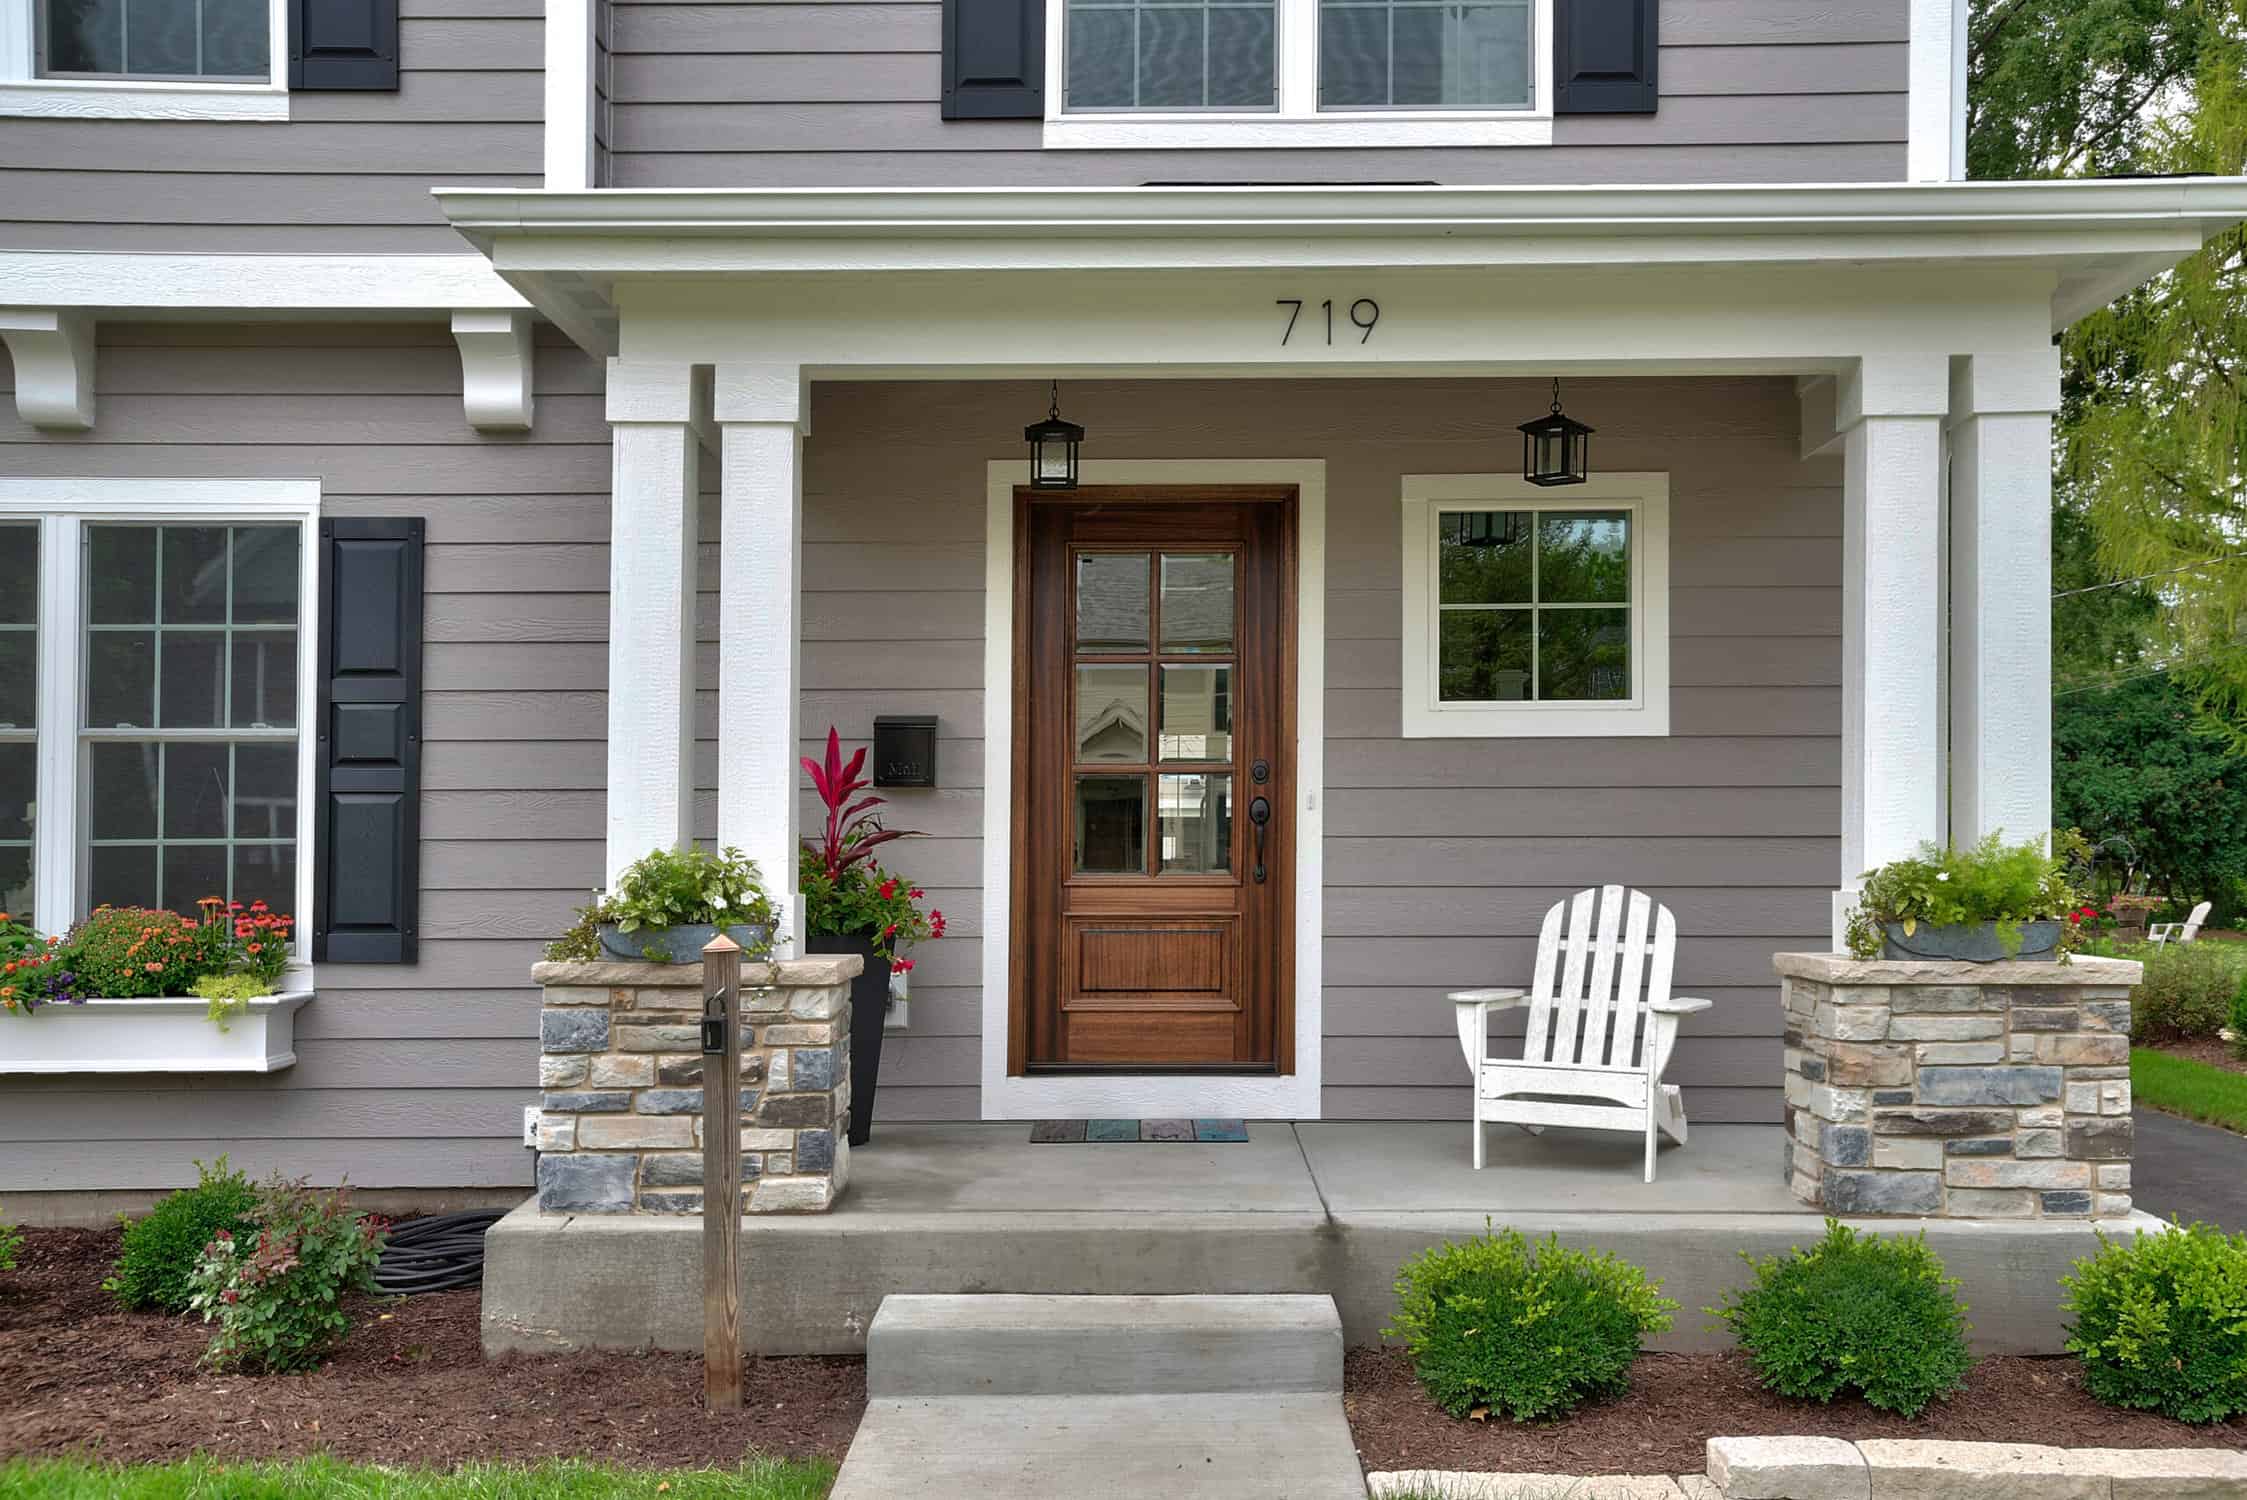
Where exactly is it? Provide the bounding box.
[2062,1220,2247,1423]
[106,1157,259,1314]
[1385,1224,1676,1421]
[1712,1220,1971,1417]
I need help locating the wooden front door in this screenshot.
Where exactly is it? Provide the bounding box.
[1011,487,1296,1072]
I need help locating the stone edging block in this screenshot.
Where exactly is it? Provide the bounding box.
[1365,1475,1685,1499]
[1705,1437,2247,1500]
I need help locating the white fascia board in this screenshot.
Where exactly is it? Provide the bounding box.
[0,252,529,315]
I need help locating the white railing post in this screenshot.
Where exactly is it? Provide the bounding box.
[714,364,807,955]
[1834,353,1949,947]
[1948,349,2060,852]
[604,360,703,884]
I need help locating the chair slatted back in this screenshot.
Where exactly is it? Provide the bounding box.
[2184,901,2213,941]
[1520,885,1677,1069]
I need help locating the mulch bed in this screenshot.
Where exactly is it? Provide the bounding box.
[2150,1037,2247,1077]
[1344,1347,2247,1476]
[0,1226,864,1469]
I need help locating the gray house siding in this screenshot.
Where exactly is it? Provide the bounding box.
[794,375,1837,1125]
[608,0,1906,186]
[0,322,608,1192]
[0,0,542,254]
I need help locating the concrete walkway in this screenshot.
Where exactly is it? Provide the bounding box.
[2131,1109,2247,1231]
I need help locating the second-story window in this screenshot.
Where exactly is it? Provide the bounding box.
[1066,0,1278,111]
[1318,0,1530,109]
[36,0,269,81]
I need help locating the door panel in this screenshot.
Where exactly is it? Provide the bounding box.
[1011,488,1296,1073]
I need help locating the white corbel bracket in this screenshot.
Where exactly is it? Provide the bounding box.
[0,308,95,430]
[451,309,535,432]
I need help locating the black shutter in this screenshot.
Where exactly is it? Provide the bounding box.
[290,0,400,90]
[942,0,1042,119]
[1554,0,1658,115]
[313,518,423,964]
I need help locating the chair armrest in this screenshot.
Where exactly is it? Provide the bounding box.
[1648,995,1713,1015]
[1448,988,1529,1010]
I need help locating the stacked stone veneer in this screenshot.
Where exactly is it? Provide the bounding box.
[529,956,860,1214]
[1776,952,2145,1220]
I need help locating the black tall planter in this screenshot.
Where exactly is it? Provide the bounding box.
[807,931,887,1147]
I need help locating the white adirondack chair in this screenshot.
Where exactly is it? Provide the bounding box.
[2149,900,2213,948]
[1451,885,1711,1183]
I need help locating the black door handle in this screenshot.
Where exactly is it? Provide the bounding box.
[1247,795,1272,884]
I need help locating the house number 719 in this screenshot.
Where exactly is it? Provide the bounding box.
[1277,298,1380,345]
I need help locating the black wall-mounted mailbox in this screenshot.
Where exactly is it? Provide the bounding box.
[872,715,939,788]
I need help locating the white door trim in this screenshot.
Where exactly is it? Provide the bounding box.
[980,459,1326,1120]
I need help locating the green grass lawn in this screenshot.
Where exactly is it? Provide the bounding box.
[0,1456,834,1499]
[2132,1046,2247,1135]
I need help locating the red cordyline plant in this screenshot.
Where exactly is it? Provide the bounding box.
[799,726,944,974]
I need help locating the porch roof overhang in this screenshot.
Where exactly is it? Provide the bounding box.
[434,178,2247,357]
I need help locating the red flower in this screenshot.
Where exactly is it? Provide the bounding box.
[878,877,898,901]
[144,961,163,972]
[890,957,915,974]
[908,888,924,901]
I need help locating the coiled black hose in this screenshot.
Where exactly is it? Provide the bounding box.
[372,1209,505,1294]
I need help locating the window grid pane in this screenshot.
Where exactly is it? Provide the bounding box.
[1066,0,1277,111]
[1436,509,1630,704]
[39,0,269,80]
[0,523,37,919]
[1319,0,1530,110]
[81,524,300,916]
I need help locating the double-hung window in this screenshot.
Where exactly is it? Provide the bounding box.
[0,0,288,117]
[0,481,318,949]
[1399,473,1669,738]
[1048,0,1550,146]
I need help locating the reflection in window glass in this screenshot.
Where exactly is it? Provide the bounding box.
[1075,665,1149,763]
[1320,0,1530,108]
[1436,508,1630,704]
[1075,553,1150,653]
[0,524,35,918]
[1159,771,1231,874]
[1067,0,1277,110]
[83,524,301,913]
[1074,775,1147,875]
[1159,664,1231,760]
[40,0,270,79]
[1159,553,1235,653]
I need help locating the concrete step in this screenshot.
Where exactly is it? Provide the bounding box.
[829,1392,1367,1500]
[866,1293,1344,1398]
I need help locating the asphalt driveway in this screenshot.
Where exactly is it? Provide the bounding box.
[2129,1108,2246,1232]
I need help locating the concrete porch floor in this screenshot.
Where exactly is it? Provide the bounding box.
[481,1122,2160,1359]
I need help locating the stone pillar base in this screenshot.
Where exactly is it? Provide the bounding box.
[1775,952,2143,1220]
[531,955,860,1214]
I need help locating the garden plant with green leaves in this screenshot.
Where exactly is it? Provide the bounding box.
[1712,1221,1973,1418]
[187,1175,388,1374]
[104,1156,260,1315]
[2062,1219,2247,1423]
[1843,834,2082,960]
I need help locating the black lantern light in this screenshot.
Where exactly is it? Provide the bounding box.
[1519,378,1593,487]
[1025,380,1084,491]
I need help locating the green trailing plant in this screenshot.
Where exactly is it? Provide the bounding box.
[105,1156,259,1314]
[192,973,274,1033]
[1843,834,2081,960]
[605,846,777,959]
[2062,1219,2247,1424]
[543,897,608,961]
[1711,1220,1972,1418]
[2130,941,2247,1042]
[186,1175,387,1374]
[0,1205,20,1275]
[1384,1223,1676,1421]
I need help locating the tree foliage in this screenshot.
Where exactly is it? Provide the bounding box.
[2054,671,2247,905]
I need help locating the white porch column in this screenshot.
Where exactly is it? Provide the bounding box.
[1834,354,1949,947]
[1948,348,2061,847]
[604,360,704,884]
[714,364,807,954]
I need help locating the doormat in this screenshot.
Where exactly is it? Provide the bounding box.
[1029,1119,1249,1143]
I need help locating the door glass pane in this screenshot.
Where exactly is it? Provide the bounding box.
[1538,511,1630,604]
[1075,553,1150,653]
[1159,553,1234,653]
[1438,511,1532,604]
[1159,771,1231,874]
[1075,665,1148,763]
[1438,609,1530,702]
[1073,774,1146,875]
[1539,608,1630,700]
[1159,664,1231,760]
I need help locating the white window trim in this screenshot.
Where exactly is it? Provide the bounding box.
[1041,0,1552,149]
[1399,471,1669,739]
[0,479,320,960]
[0,0,289,119]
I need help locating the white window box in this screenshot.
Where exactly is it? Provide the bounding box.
[0,985,312,1074]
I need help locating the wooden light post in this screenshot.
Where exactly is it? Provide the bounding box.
[700,932,743,1411]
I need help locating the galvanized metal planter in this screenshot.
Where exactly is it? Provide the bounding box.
[1879,919,2063,963]
[597,922,775,964]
